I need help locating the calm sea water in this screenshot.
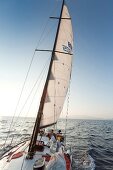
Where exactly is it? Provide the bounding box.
[0,116,113,170]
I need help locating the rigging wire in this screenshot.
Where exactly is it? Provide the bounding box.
[11,57,50,145]
[13,21,59,121]
[64,47,73,147]
[64,84,70,146]
[20,155,25,170]
[13,57,50,124]
[2,1,60,149]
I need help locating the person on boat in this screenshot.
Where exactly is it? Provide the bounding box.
[39,129,45,136]
[50,134,56,143]
[56,137,64,152]
[57,129,62,134]
[56,130,64,142]
[46,129,56,140]
[51,129,56,137]
[50,129,56,142]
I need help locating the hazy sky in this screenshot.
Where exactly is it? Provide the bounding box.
[0,0,113,119]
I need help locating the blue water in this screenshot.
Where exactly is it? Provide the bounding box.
[0,117,113,170]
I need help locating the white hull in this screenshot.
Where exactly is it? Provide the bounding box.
[0,136,72,170]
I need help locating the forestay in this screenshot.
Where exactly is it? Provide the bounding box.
[40,4,73,127]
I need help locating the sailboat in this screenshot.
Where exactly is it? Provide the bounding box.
[0,0,73,169]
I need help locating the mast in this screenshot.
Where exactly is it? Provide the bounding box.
[28,0,65,158]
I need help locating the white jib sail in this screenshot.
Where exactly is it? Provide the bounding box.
[40,4,73,127]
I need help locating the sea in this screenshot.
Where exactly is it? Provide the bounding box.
[0,116,113,170]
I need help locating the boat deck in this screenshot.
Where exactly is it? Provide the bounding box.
[0,138,52,170]
[0,135,70,170]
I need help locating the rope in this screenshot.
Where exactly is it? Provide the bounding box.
[21,155,26,170]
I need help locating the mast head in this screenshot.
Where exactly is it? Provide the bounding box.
[62,0,65,5]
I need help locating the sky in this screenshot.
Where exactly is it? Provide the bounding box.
[0,0,113,119]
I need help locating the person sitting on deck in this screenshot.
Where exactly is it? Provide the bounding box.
[39,129,45,136]
[46,129,56,141]
[50,129,56,142]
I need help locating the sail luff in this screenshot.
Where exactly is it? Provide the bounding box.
[28,0,65,158]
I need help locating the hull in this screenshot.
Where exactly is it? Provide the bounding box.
[0,136,72,170]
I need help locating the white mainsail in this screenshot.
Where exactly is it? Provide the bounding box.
[40,4,73,127]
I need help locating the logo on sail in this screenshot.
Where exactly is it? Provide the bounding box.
[62,42,72,54]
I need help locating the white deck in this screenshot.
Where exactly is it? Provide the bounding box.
[0,136,67,170]
[0,137,52,170]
